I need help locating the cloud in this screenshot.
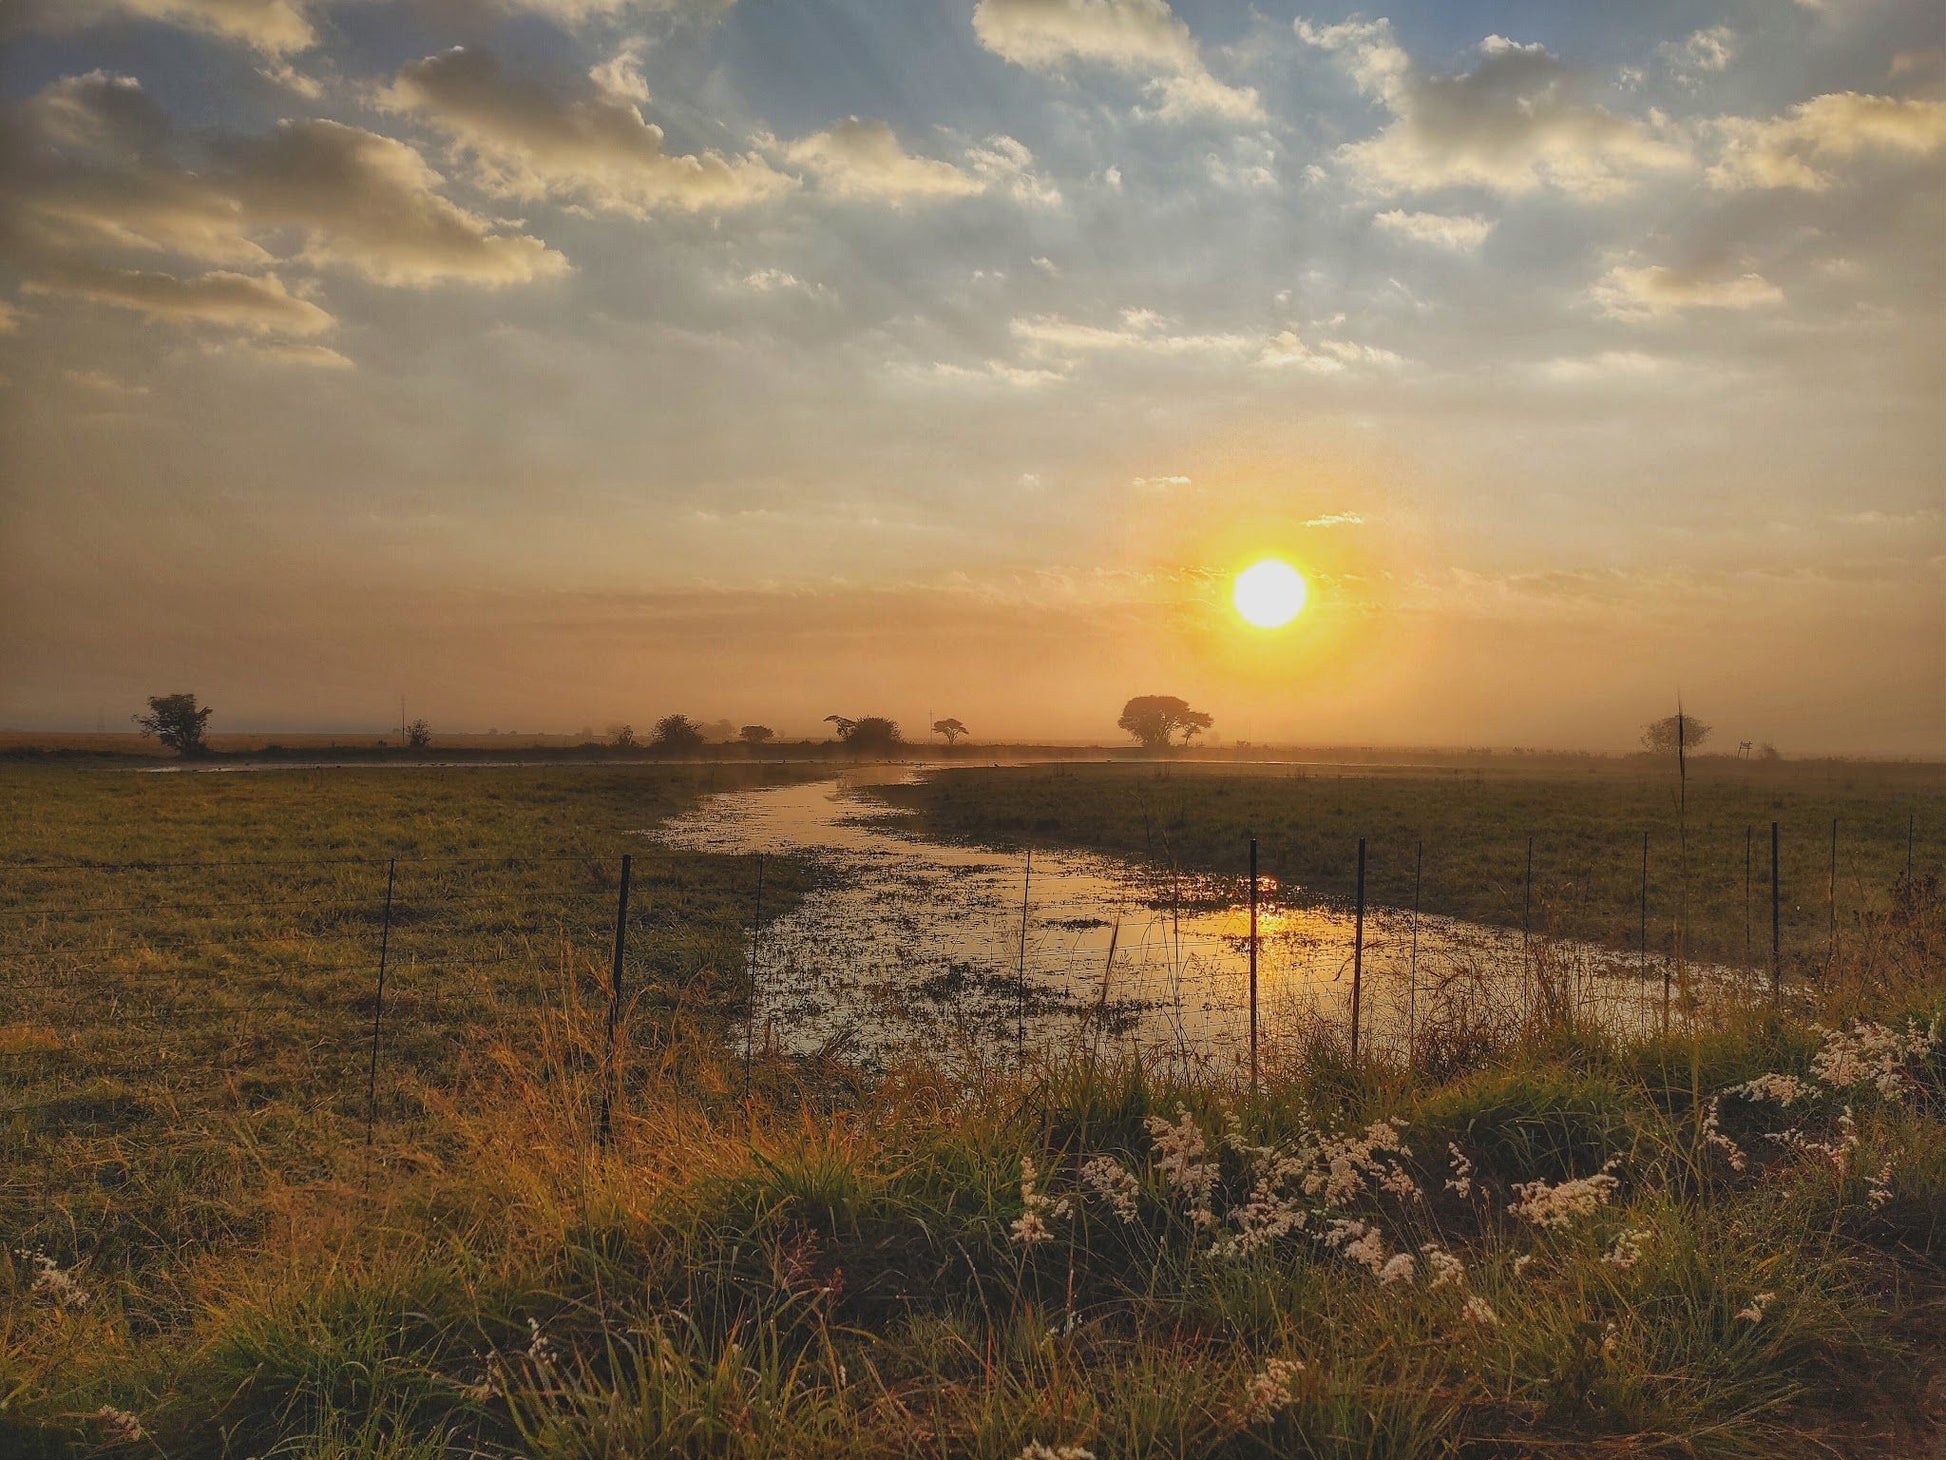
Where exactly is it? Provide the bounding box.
[84,0,317,55]
[2,74,568,289]
[1131,474,1191,490]
[220,119,571,286]
[25,261,337,335]
[785,119,986,201]
[1707,92,1946,191]
[380,47,794,217]
[965,134,1063,205]
[63,367,150,396]
[1590,264,1784,321]
[922,358,1070,388]
[240,340,355,369]
[1012,308,1255,356]
[972,0,1263,122]
[1302,511,1364,527]
[1533,350,1667,382]
[1258,330,1405,373]
[0,300,20,334]
[1372,209,1493,251]
[1662,26,1737,80]
[1296,18,1693,198]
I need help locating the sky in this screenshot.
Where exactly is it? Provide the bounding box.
[1,0,1941,753]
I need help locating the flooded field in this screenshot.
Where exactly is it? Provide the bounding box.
[655,770,1696,1071]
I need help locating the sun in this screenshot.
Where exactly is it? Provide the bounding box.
[1232,558,1308,629]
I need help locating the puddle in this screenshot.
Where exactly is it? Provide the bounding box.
[653,771,1708,1072]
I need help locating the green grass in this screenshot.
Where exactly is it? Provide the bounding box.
[870,759,1946,966]
[1,763,1941,1458]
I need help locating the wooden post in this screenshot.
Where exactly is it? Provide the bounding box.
[1248,836,1259,1090]
[1744,826,1753,966]
[745,853,763,1106]
[1770,822,1781,1001]
[1522,833,1534,1015]
[1016,847,1032,1064]
[1350,837,1366,1061]
[365,856,396,1147]
[1828,817,1838,968]
[1408,840,1422,1079]
[598,852,632,1152]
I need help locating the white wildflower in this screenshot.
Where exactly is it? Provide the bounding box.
[1232,1356,1303,1426]
[525,1317,556,1370]
[1377,1252,1417,1287]
[1147,1107,1220,1209]
[1702,1098,1748,1172]
[1010,1155,1072,1247]
[94,1407,144,1442]
[1079,1155,1140,1223]
[1603,1226,1649,1270]
[1867,1160,1894,1210]
[1509,1161,1621,1227]
[1735,1290,1776,1324]
[16,1249,88,1310]
[1462,1295,1499,1326]
[1444,1143,1474,1198]
[1302,1119,1413,1208]
[1420,1242,1466,1291]
[1726,1072,1812,1106]
[1017,1443,1095,1460]
[1513,1253,1536,1278]
[1601,1321,1621,1360]
[1811,1019,1938,1101]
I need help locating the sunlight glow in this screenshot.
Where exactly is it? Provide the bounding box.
[1232,558,1308,629]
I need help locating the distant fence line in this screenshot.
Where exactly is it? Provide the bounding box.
[0,819,1932,1159]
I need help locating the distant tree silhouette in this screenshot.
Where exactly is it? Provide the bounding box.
[405,719,432,749]
[134,693,212,757]
[609,723,637,749]
[933,717,969,746]
[824,715,857,741]
[1641,714,1712,756]
[651,714,705,752]
[848,716,902,754]
[696,718,738,744]
[1117,695,1212,750]
[739,724,774,746]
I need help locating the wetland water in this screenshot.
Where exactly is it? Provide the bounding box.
[654,770,1689,1070]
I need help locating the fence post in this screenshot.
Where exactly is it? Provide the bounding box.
[1827,817,1838,968]
[1016,847,1032,1065]
[1770,822,1781,1002]
[1350,837,1366,1062]
[1639,829,1649,991]
[1408,840,1422,1081]
[1522,834,1533,1014]
[1248,836,1259,1091]
[598,852,632,1153]
[745,852,763,1108]
[365,856,396,1147]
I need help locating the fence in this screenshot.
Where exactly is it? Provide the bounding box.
[1,814,1933,1180]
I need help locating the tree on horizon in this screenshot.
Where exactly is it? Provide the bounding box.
[1117,695,1212,751]
[134,693,212,757]
[933,717,969,746]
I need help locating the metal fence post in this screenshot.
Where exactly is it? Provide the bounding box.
[365,856,396,1147]
[1744,826,1753,965]
[1408,840,1422,1080]
[745,852,763,1107]
[1770,822,1781,1002]
[1350,837,1366,1062]
[1016,847,1032,1064]
[1248,835,1259,1090]
[1827,817,1838,968]
[598,852,632,1153]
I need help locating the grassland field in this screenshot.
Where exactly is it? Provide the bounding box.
[1,758,1942,1459]
[871,758,1946,967]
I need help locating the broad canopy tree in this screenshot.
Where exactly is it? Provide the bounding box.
[134,693,212,757]
[933,717,968,746]
[1117,695,1213,751]
[1641,714,1713,756]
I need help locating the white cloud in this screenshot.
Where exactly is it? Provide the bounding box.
[1590,264,1784,321]
[1131,474,1192,490]
[1012,308,1255,356]
[922,358,1070,388]
[87,0,317,55]
[965,134,1063,205]
[63,367,150,396]
[1259,330,1405,373]
[1662,26,1737,80]
[1302,511,1364,527]
[786,119,986,201]
[1372,209,1493,252]
[25,263,337,335]
[973,0,1263,123]
[1297,18,1693,198]
[1707,92,1946,191]
[0,301,19,334]
[1532,350,1668,382]
[382,47,794,217]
